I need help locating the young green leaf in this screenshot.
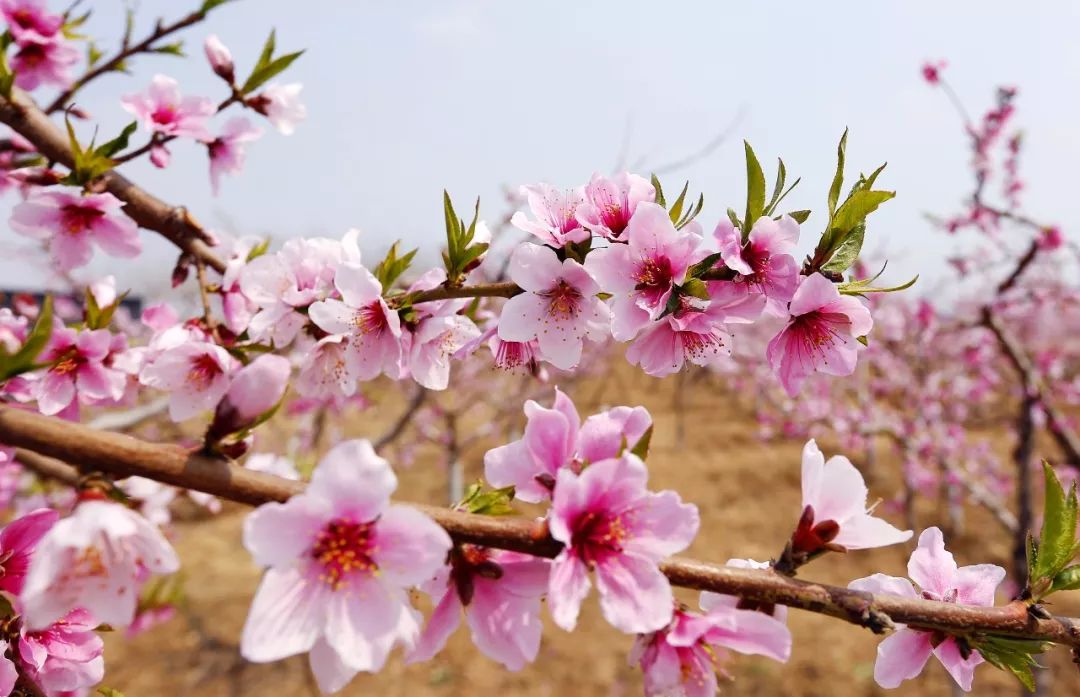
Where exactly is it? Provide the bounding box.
[241,50,304,95]
[457,482,517,516]
[630,425,653,460]
[650,174,666,208]
[373,242,418,290]
[821,221,866,274]
[1033,462,1078,586]
[743,141,766,237]
[828,129,848,217]
[0,295,54,382]
[786,209,811,224]
[93,121,138,159]
[668,181,690,225]
[972,636,1048,692]
[830,190,895,238]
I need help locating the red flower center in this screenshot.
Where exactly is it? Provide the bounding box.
[186,353,223,389]
[60,204,105,236]
[354,301,388,335]
[571,510,628,563]
[539,280,582,319]
[311,518,377,590]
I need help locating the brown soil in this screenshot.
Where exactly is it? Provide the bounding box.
[99,368,1080,696]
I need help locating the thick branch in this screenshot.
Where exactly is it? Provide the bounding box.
[2,404,1079,647]
[0,89,227,273]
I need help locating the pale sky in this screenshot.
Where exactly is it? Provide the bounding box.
[2,0,1079,297]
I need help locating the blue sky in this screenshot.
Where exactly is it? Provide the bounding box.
[3,0,1079,296]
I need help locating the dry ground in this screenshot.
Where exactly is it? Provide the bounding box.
[99,367,1080,696]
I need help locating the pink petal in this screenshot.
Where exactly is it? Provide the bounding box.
[308,637,357,694]
[834,513,913,550]
[953,564,1006,607]
[307,439,396,520]
[496,293,544,343]
[325,578,415,672]
[507,243,564,292]
[790,272,840,317]
[406,582,461,665]
[483,440,549,503]
[547,552,591,631]
[703,606,792,661]
[371,505,452,587]
[623,490,699,560]
[466,577,543,670]
[593,551,674,634]
[811,454,868,525]
[334,263,382,308]
[848,573,918,599]
[934,637,984,691]
[242,498,326,568]
[873,627,934,689]
[907,527,958,597]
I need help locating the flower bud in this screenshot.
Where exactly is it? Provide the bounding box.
[150,143,171,169]
[222,354,290,423]
[204,34,235,84]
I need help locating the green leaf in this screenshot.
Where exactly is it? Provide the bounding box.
[973,635,1048,692]
[786,209,811,224]
[830,190,896,239]
[241,50,304,94]
[838,274,918,297]
[256,29,276,71]
[828,128,848,217]
[93,121,137,159]
[152,40,185,57]
[97,689,126,697]
[630,425,653,460]
[1051,564,1080,592]
[84,287,128,330]
[743,141,766,237]
[200,0,236,13]
[246,238,271,262]
[765,157,786,216]
[680,278,709,300]
[87,41,103,68]
[822,221,865,274]
[650,174,666,208]
[687,252,723,280]
[0,296,54,382]
[1033,462,1078,585]
[668,181,689,225]
[373,241,418,290]
[457,482,517,516]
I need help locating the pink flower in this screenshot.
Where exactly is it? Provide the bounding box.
[0,308,28,353]
[488,335,540,373]
[1038,225,1063,251]
[11,189,141,271]
[921,60,947,85]
[218,235,261,335]
[0,508,57,595]
[404,311,480,390]
[510,183,589,247]
[625,282,764,377]
[252,83,306,135]
[149,141,170,168]
[207,117,263,195]
[849,527,1006,691]
[309,263,405,382]
[209,353,290,437]
[714,215,801,315]
[575,172,655,239]
[409,547,550,670]
[631,593,790,697]
[586,202,703,340]
[497,244,609,370]
[32,326,127,415]
[139,341,238,421]
[240,440,451,693]
[766,272,873,397]
[484,388,651,503]
[240,236,351,346]
[790,439,911,559]
[548,453,699,633]
[296,334,361,399]
[21,500,180,630]
[203,34,234,82]
[121,74,215,140]
[18,608,105,694]
[1,0,62,42]
[10,36,77,90]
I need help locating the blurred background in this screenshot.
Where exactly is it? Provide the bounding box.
[5,1,1080,696]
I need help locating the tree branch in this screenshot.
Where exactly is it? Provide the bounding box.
[1,403,1078,647]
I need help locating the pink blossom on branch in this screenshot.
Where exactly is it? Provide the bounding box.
[510,183,589,248]
[0,0,63,43]
[309,263,405,383]
[10,35,78,90]
[409,547,550,670]
[252,82,307,135]
[241,440,451,693]
[203,34,235,83]
[31,325,127,416]
[547,453,699,634]
[766,272,873,397]
[849,527,1006,691]
[20,500,180,630]
[575,171,655,239]
[632,592,791,697]
[139,341,239,421]
[585,201,703,340]
[714,214,801,315]
[790,439,912,560]
[18,608,105,695]
[11,189,141,271]
[207,117,263,195]
[121,74,215,140]
[483,387,651,503]
[497,243,609,370]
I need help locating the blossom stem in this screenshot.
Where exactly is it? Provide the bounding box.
[3,404,1079,648]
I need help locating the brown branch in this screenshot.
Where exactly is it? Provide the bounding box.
[0,89,227,273]
[44,9,210,115]
[373,385,428,451]
[2,404,1079,647]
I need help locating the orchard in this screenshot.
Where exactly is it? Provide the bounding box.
[0,2,1076,696]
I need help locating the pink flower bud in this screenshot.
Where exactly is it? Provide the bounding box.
[204,34,235,84]
[150,142,171,168]
[222,354,291,423]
